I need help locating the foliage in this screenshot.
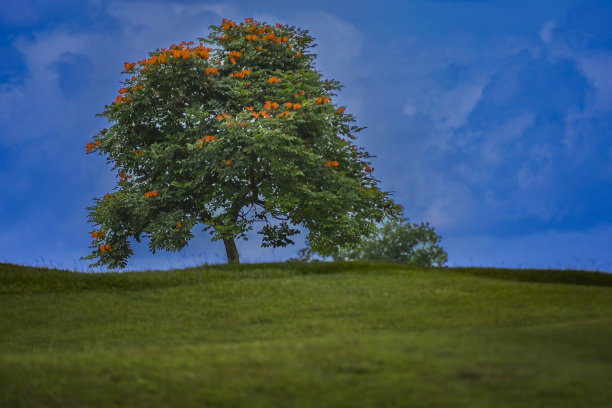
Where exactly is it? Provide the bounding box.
[84,18,402,268]
[334,218,448,267]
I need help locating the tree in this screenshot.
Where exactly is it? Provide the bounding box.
[333,218,448,267]
[84,17,402,268]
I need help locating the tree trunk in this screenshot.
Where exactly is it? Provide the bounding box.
[223,237,240,264]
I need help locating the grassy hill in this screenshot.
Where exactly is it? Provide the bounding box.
[1,261,611,407]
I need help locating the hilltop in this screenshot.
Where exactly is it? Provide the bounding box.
[1,262,611,407]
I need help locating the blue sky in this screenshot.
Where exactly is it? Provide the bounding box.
[1,0,611,271]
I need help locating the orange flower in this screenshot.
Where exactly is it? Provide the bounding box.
[99,245,106,252]
[295,53,303,58]
[206,67,212,75]
[315,97,323,105]
[285,102,293,109]
[205,135,215,142]
[134,149,139,155]
[337,107,345,114]
[271,102,279,110]
[268,76,280,83]
[212,67,218,75]
[257,46,263,51]
[324,97,330,104]
[293,103,301,110]
[226,160,231,165]
[365,166,374,173]
[178,222,182,228]
[118,88,128,94]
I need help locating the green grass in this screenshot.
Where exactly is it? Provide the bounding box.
[1,261,611,407]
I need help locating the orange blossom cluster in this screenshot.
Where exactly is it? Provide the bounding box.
[86,140,101,152]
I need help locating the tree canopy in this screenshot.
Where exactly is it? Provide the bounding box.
[333,219,448,267]
[85,17,402,268]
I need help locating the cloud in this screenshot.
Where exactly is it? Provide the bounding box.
[296,11,363,81]
[170,2,239,19]
[539,20,556,44]
[0,31,92,144]
[389,37,599,239]
[104,1,222,54]
[544,0,612,115]
[420,82,484,131]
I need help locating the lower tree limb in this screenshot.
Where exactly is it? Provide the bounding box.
[223,237,240,264]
